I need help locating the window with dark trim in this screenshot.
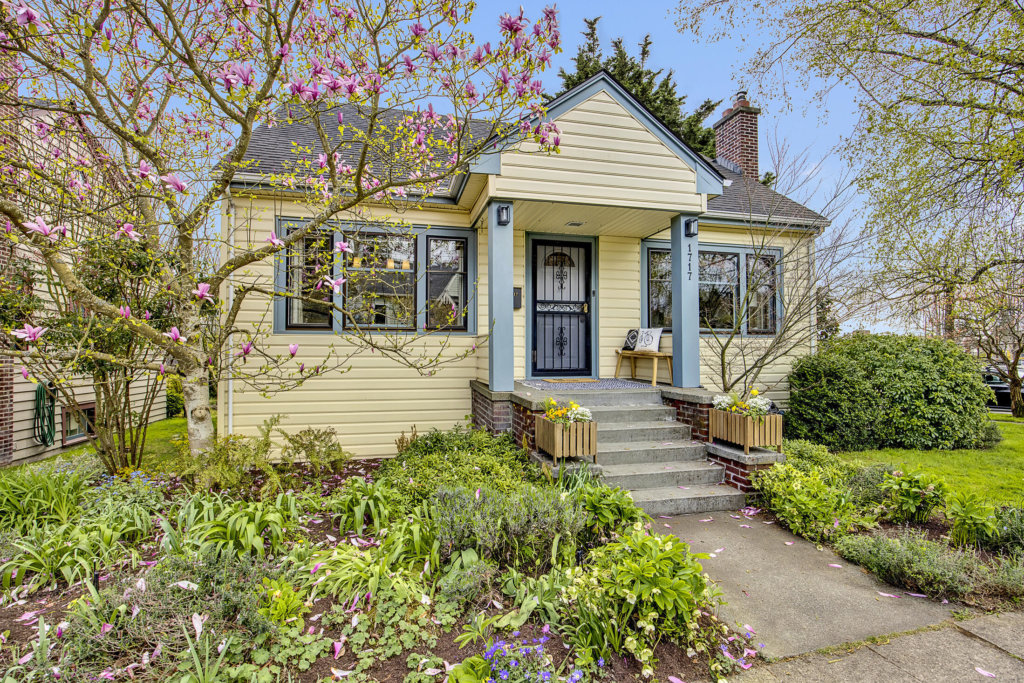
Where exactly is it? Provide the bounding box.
[62,402,95,446]
[644,243,781,335]
[343,232,417,330]
[647,248,672,329]
[699,251,740,330]
[286,231,333,329]
[425,236,468,330]
[745,253,778,334]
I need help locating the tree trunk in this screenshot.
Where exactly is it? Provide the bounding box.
[1010,379,1024,419]
[942,285,956,339]
[183,364,215,456]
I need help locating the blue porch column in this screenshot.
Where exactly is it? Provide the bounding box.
[487,201,514,391]
[671,214,700,387]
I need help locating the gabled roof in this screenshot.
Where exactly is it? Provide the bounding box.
[540,70,726,196]
[706,160,828,227]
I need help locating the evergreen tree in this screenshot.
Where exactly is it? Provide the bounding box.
[557,17,718,157]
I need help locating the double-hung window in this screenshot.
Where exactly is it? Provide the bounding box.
[644,244,780,334]
[286,230,333,329]
[425,236,468,330]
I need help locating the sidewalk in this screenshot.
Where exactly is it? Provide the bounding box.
[736,614,1024,682]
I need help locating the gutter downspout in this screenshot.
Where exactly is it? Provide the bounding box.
[224,188,235,436]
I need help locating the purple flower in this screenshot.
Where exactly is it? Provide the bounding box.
[118,305,131,320]
[163,327,185,343]
[160,174,187,193]
[266,232,285,247]
[334,240,352,254]
[13,1,42,29]
[410,22,427,38]
[288,343,299,357]
[322,276,346,293]
[115,222,141,240]
[423,44,443,64]
[11,323,47,342]
[137,160,154,180]
[192,283,213,302]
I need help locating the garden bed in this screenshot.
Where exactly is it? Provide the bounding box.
[0,422,758,682]
[750,438,1024,610]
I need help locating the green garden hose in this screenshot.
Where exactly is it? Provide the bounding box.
[33,382,55,446]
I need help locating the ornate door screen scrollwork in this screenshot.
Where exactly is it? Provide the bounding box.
[532,241,592,376]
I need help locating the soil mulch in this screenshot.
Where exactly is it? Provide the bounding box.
[0,584,85,665]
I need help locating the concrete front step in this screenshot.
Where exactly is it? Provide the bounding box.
[631,484,747,516]
[602,461,725,489]
[597,439,705,465]
[598,420,689,443]
[587,404,676,424]
[540,389,663,406]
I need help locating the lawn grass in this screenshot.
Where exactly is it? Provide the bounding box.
[839,414,1024,505]
[54,416,189,471]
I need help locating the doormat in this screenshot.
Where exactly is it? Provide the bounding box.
[542,378,598,383]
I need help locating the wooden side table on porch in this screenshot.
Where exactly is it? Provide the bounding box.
[614,350,673,386]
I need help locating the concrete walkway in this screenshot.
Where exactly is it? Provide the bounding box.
[664,512,953,658]
[736,614,1024,682]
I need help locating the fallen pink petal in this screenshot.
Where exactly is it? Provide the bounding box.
[975,667,996,678]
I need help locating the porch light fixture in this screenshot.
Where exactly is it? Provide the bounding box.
[684,218,699,237]
[565,220,585,227]
[496,204,511,226]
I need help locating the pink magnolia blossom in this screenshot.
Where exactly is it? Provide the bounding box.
[160,174,187,193]
[11,323,47,342]
[25,216,61,242]
[137,160,154,180]
[232,63,254,88]
[409,22,426,38]
[322,275,346,293]
[288,343,299,357]
[334,240,352,254]
[115,223,142,240]
[143,310,152,320]
[235,340,254,358]
[118,305,131,320]
[12,1,42,29]
[266,232,285,247]
[163,327,185,343]
[192,283,213,302]
[423,44,443,64]
[21,367,29,380]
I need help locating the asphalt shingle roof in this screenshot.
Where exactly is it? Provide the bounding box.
[236,104,494,197]
[706,160,827,226]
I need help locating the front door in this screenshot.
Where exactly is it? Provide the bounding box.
[531,240,593,377]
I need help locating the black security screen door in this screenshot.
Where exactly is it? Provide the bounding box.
[532,240,592,376]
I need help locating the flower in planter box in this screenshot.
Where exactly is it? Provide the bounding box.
[713,390,772,419]
[542,397,593,425]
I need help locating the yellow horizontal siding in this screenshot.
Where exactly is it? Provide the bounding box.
[598,236,641,378]
[493,91,701,212]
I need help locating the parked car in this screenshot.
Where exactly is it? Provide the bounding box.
[982,367,1012,409]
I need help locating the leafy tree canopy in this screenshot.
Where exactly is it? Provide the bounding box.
[556,17,718,157]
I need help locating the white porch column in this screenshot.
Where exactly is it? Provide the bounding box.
[487,201,515,391]
[671,214,701,387]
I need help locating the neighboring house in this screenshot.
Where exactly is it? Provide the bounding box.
[220,71,827,459]
[0,102,167,466]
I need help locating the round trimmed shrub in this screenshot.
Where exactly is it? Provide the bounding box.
[786,334,993,451]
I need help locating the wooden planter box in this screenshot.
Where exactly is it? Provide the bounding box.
[535,417,598,462]
[709,410,783,454]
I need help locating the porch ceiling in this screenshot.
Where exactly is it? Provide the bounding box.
[509,199,676,238]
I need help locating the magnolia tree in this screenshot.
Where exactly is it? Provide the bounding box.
[0,0,562,458]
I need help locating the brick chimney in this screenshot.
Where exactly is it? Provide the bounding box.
[712,90,761,179]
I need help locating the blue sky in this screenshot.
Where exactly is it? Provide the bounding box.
[468,1,862,214]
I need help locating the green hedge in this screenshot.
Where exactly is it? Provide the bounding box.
[786,334,993,451]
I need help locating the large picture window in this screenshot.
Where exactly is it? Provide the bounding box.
[286,231,333,329]
[343,232,417,330]
[426,236,468,330]
[644,243,780,335]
